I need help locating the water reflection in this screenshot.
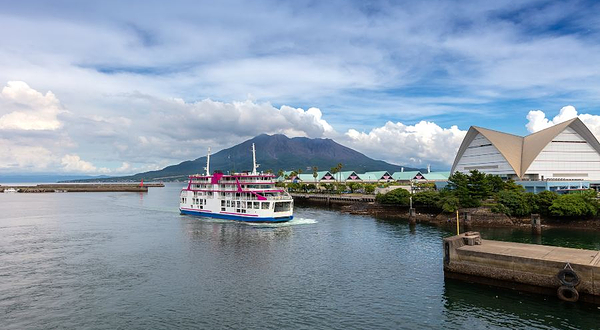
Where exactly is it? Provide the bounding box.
[183,218,294,247]
[442,278,600,329]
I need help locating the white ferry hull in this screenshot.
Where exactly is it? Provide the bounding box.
[180,208,293,222]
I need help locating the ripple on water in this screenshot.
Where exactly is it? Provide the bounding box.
[1,186,600,329]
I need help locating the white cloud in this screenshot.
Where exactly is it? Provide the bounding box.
[0,81,345,173]
[0,139,55,170]
[526,106,600,138]
[525,105,579,132]
[341,120,467,169]
[121,95,337,158]
[61,154,109,174]
[115,162,131,173]
[0,81,64,130]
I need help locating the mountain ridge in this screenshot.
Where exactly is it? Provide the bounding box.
[86,134,423,181]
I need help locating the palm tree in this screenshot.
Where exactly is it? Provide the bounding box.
[278,169,284,179]
[312,166,318,184]
[336,163,343,182]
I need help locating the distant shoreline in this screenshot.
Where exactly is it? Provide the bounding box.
[0,183,164,193]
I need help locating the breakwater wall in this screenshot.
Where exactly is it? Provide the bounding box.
[291,193,376,205]
[0,183,163,193]
[444,232,600,304]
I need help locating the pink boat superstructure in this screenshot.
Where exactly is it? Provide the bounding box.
[179,144,294,222]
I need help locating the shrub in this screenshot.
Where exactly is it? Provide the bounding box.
[491,203,510,215]
[347,182,362,193]
[495,190,532,217]
[376,188,411,205]
[532,190,559,215]
[412,191,440,208]
[439,195,459,213]
[364,184,376,194]
[549,192,598,218]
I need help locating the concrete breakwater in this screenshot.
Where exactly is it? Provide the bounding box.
[0,183,164,193]
[444,232,600,304]
[290,193,375,204]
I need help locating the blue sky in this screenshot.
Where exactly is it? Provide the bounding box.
[1,0,599,174]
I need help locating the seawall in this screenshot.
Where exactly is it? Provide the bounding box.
[0,183,164,193]
[444,232,600,304]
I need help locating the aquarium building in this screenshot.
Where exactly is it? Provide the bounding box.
[451,118,600,181]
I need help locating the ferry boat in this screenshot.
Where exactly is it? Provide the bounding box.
[179,144,294,222]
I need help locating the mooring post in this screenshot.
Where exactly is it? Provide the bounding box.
[531,214,541,235]
[459,211,472,223]
[409,208,416,224]
[456,210,460,235]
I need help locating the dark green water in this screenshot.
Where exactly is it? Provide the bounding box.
[1,183,599,329]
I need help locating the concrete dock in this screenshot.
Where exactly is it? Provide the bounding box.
[0,183,164,193]
[291,193,376,204]
[444,232,600,304]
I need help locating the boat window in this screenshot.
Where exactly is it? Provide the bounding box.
[274,201,291,212]
[253,202,259,209]
[262,202,270,209]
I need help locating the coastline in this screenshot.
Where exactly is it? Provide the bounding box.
[293,194,600,231]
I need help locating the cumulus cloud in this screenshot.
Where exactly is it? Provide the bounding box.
[61,154,109,174]
[0,81,64,130]
[113,94,338,163]
[526,106,600,138]
[0,81,344,173]
[168,98,334,139]
[341,120,467,169]
[525,105,579,132]
[0,139,55,170]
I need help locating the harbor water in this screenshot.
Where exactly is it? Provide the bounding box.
[1,183,599,329]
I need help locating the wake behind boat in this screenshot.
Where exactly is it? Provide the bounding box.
[179,144,294,222]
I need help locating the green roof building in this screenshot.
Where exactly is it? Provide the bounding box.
[356,171,393,182]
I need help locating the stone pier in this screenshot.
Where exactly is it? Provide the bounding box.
[443,232,600,304]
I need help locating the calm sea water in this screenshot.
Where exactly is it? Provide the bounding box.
[1,183,599,329]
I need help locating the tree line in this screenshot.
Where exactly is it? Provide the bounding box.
[375,170,600,218]
[278,181,377,194]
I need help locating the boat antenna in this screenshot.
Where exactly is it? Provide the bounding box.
[205,147,211,175]
[252,143,259,175]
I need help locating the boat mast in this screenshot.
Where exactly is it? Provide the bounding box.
[252,143,259,175]
[205,147,211,175]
